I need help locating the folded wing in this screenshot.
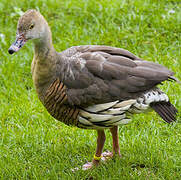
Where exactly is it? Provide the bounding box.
[62,45,175,106]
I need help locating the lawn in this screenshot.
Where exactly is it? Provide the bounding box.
[0,0,181,179]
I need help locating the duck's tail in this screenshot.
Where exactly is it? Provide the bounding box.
[150,101,177,123]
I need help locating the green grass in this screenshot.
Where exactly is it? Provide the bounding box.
[0,0,181,179]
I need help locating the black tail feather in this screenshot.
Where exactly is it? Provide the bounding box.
[150,101,177,123]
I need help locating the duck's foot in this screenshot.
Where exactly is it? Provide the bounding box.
[82,150,116,170]
[101,151,113,162]
[82,162,94,170]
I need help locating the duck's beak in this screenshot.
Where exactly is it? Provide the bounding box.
[8,34,26,54]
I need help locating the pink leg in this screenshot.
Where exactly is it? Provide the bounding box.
[110,126,121,156]
[92,130,106,165]
[82,127,121,170]
[82,130,105,170]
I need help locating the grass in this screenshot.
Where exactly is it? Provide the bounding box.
[0,0,181,179]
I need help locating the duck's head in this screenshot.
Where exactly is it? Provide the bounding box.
[8,9,48,54]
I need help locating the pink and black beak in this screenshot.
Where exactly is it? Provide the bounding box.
[8,34,26,54]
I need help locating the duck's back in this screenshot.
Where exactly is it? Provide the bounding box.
[54,45,174,105]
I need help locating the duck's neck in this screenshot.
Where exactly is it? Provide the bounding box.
[32,24,57,102]
[34,25,55,59]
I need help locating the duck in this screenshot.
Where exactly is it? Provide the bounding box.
[8,9,178,170]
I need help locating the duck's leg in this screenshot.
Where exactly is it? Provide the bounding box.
[82,130,105,170]
[110,126,121,157]
[92,126,121,163]
[99,126,121,162]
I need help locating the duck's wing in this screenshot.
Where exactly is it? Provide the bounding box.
[60,45,175,106]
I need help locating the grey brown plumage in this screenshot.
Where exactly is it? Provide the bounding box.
[8,10,178,128]
[8,9,178,169]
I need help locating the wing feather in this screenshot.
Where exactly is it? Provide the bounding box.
[61,45,176,106]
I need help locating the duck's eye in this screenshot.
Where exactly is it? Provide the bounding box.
[29,24,34,29]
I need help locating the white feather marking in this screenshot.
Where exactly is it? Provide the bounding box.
[114,99,136,108]
[144,90,169,104]
[78,116,93,126]
[145,92,156,104]
[134,102,149,110]
[137,97,144,103]
[103,114,126,124]
[85,101,118,112]
[159,93,168,101]
[102,108,124,115]
[164,94,169,102]
[79,58,86,69]
[114,104,132,111]
[79,111,113,122]
[114,119,132,125]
